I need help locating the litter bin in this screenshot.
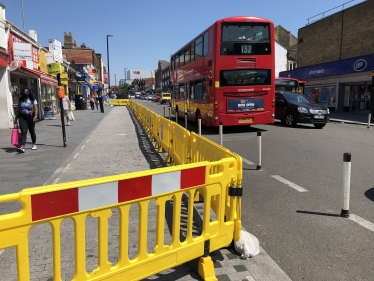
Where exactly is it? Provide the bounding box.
[75,95,86,110]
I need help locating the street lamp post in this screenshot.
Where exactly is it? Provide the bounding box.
[124,68,127,83]
[115,74,117,92]
[106,35,113,93]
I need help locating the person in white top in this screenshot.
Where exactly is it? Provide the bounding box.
[61,95,71,126]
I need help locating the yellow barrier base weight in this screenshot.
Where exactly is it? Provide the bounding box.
[198,256,218,281]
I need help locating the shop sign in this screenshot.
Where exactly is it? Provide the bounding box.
[43,101,55,118]
[77,73,87,82]
[90,85,100,90]
[39,50,48,73]
[13,42,32,61]
[9,60,21,71]
[49,39,63,63]
[48,62,63,75]
[60,73,68,85]
[280,55,373,80]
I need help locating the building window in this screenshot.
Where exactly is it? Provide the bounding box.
[289,62,297,70]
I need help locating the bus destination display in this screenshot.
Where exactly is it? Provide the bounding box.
[241,45,252,54]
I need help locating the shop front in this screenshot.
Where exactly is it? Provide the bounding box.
[279,55,373,113]
[40,74,58,119]
[76,71,90,110]
[9,62,40,117]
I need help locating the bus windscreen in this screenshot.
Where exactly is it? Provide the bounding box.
[221,24,270,42]
[220,69,271,86]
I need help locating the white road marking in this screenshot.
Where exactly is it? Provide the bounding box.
[53,178,59,184]
[86,139,90,143]
[349,214,374,233]
[116,134,126,136]
[73,153,79,159]
[271,175,308,192]
[63,163,71,172]
[81,145,85,150]
[242,157,255,166]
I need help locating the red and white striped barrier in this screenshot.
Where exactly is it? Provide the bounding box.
[31,166,206,222]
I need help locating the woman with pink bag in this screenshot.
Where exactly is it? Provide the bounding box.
[14,88,38,153]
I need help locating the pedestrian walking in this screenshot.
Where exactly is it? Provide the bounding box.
[99,94,104,113]
[60,94,71,126]
[95,97,99,110]
[15,88,38,153]
[89,95,94,110]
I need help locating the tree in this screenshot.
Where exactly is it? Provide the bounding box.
[118,83,130,94]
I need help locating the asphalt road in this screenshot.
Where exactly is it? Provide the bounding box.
[136,98,374,281]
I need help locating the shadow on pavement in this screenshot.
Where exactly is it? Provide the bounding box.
[364,187,374,202]
[296,210,340,217]
[127,107,167,169]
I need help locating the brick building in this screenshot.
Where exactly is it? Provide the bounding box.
[155,60,170,92]
[275,25,298,71]
[280,0,374,113]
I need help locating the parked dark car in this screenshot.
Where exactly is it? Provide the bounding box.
[275,91,330,128]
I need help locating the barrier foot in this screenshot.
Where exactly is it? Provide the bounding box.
[198,256,217,281]
[165,155,172,163]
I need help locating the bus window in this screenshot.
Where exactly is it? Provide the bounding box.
[180,51,184,66]
[194,80,202,100]
[221,23,270,42]
[184,46,190,64]
[191,42,195,62]
[202,78,207,101]
[195,37,203,59]
[190,81,194,100]
[180,83,185,99]
[174,84,180,99]
[203,32,209,56]
[220,69,271,86]
[176,54,179,69]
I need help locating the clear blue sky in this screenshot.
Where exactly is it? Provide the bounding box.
[2,0,363,82]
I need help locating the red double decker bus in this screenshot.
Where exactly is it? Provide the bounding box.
[275,77,306,94]
[170,16,275,127]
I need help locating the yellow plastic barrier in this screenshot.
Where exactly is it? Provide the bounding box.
[128,100,242,242]
[0,160,238,281]
[0,100,243,281]
[108,99,129,106]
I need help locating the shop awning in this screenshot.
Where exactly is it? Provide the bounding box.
[18,66,58,86]
[40,73,58,86]
[0,49,8,68]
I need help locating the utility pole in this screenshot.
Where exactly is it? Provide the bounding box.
[106,35,113,93]
[57,74,67,147]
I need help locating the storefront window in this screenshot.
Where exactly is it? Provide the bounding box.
[349,84,370,112]
[41,83,57,115]
[305,86,336,108]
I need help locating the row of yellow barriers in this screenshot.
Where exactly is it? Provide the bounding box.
[0,100,242,281]
[108,99,129,106]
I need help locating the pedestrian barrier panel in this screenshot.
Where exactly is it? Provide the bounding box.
[0,159,239,281]
[128,100,242,244]
[108,99,129,106]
